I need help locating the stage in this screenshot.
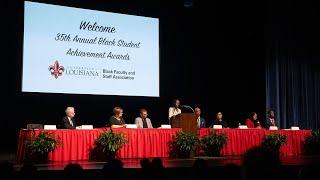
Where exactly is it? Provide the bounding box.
[2,152,320,180]
[10,156,317,170]
[2,152,317,169]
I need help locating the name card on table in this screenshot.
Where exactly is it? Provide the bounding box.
[238,125,248,129]
[126,124,137,128]
[26,124,43,129]
[291,126,300,130]
[213,125,223,129]
[44,125,57,130]
[160,125,171,128]
[269,126,278,130]
[81,125,93,129]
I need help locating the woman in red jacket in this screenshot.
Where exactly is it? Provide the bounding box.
[245,112,262,128]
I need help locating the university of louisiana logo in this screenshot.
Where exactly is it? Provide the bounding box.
[48,60,64,79]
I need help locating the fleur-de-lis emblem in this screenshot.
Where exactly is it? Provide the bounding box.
[48,60,64,79]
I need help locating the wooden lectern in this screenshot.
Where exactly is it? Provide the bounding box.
[170,113,197,135]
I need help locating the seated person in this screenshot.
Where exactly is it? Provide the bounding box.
[168,99,182,120]
[194,107,206,128]
[108,107,126,128]
[265,110,277,129]
[245,112,262,128]
[212,112,228,128]
[61,107,76,129]
[135,109,153,128]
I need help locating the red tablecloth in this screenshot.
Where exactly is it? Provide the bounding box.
[17,128,181,162]
[17,128,311,162]
[199,128,312,156]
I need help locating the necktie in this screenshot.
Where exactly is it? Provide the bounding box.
[69,119,73,126]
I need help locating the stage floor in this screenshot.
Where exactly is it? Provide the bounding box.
[14,156,241,170]
[1,153,316,170]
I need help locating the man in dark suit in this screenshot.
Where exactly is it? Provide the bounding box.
[195,107,206,128]
[265,110,277,129]
[61,107,76,129]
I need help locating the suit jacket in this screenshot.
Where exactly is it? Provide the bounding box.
[197,117,206,128]
[265,118,277,129]
[61,116,76,129]
[135,117,153,128]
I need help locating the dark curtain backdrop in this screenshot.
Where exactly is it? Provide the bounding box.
[265,0,320,130]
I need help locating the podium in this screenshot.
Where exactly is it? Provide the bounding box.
[170,113,197,135]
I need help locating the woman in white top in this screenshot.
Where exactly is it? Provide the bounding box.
[168,99,182,120]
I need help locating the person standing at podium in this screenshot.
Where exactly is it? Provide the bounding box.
[195,107,206,128]
[168,99,182,120]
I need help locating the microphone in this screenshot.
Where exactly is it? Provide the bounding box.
[180,105,194,112]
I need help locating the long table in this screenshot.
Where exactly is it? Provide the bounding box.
[17,128,311,162]
[199,128,311,156]
[17,128,181,162]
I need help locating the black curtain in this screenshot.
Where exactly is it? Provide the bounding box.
[265,0,320,130]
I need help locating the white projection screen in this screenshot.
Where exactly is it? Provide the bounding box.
[22,1,159,97]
